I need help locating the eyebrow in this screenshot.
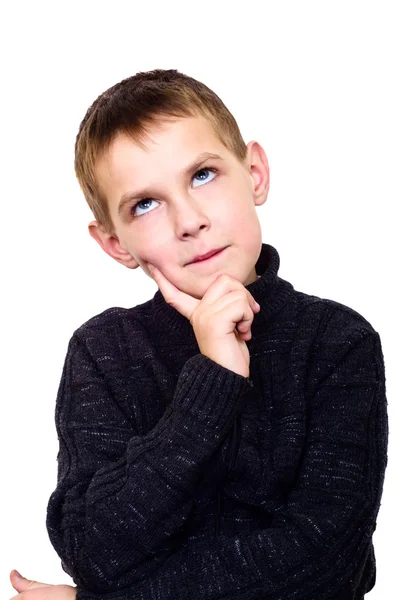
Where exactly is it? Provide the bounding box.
[118,151,224,215]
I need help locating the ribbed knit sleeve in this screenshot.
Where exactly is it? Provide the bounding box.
[76,330,388,600]
[46,333,254,593]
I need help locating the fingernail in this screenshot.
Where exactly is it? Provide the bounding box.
[148,264,154,272]
[13,570,22,579]
[255,302,261,309]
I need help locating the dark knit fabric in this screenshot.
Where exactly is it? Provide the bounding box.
[46,243,388,600]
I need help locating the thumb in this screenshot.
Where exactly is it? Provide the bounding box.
[10,570,52,593]
[148,264,199,320]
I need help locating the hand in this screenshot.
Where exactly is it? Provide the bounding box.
[9,570,76,600]
[148,265,260,378]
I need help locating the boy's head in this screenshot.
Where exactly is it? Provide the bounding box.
[75,69,270,300]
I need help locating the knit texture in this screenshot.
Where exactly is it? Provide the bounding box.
[46,243,388,599]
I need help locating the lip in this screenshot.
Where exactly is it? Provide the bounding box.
[187,246,227,265]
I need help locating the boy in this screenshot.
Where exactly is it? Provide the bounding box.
[10,68,388,600]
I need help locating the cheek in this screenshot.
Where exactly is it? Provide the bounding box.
[220,200,248,233]
[146,246,176,273]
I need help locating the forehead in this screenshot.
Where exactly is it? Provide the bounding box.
[100,114,226,171]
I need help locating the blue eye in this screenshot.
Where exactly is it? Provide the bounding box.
[192,167,217,187]
[130,167,217,217]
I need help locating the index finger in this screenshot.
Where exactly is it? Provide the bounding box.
[148,264,199,321]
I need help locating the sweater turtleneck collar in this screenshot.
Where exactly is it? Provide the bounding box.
[150,243,294,340]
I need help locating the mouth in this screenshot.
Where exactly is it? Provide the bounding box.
[186,246,227,266]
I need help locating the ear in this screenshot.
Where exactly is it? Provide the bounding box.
[88,220,139,269]
[246,141,270,206]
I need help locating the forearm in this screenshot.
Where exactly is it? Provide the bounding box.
[47,346,256,592]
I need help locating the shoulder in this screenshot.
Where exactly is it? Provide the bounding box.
[75,306,136,333]
[288,284,379,339]
[68,298,155,357]
[285,286,382,390]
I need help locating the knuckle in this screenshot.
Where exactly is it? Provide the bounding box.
[233,290,246,301]
[240,292,250,306]
[245,307,254,322]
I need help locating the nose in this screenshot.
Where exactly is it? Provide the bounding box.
[172,196,211,238]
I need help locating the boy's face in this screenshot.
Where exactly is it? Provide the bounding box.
[91,114,270,300]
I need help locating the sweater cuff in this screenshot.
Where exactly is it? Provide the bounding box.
[173,353,256,431]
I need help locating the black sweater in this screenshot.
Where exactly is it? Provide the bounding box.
[46,243,388,600]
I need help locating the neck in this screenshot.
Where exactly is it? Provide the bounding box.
[150,243,294,341]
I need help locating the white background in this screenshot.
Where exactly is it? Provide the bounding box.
[1,1,398,598]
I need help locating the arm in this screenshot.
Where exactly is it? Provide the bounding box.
[46,332,256,594]
[75,330,388,600]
